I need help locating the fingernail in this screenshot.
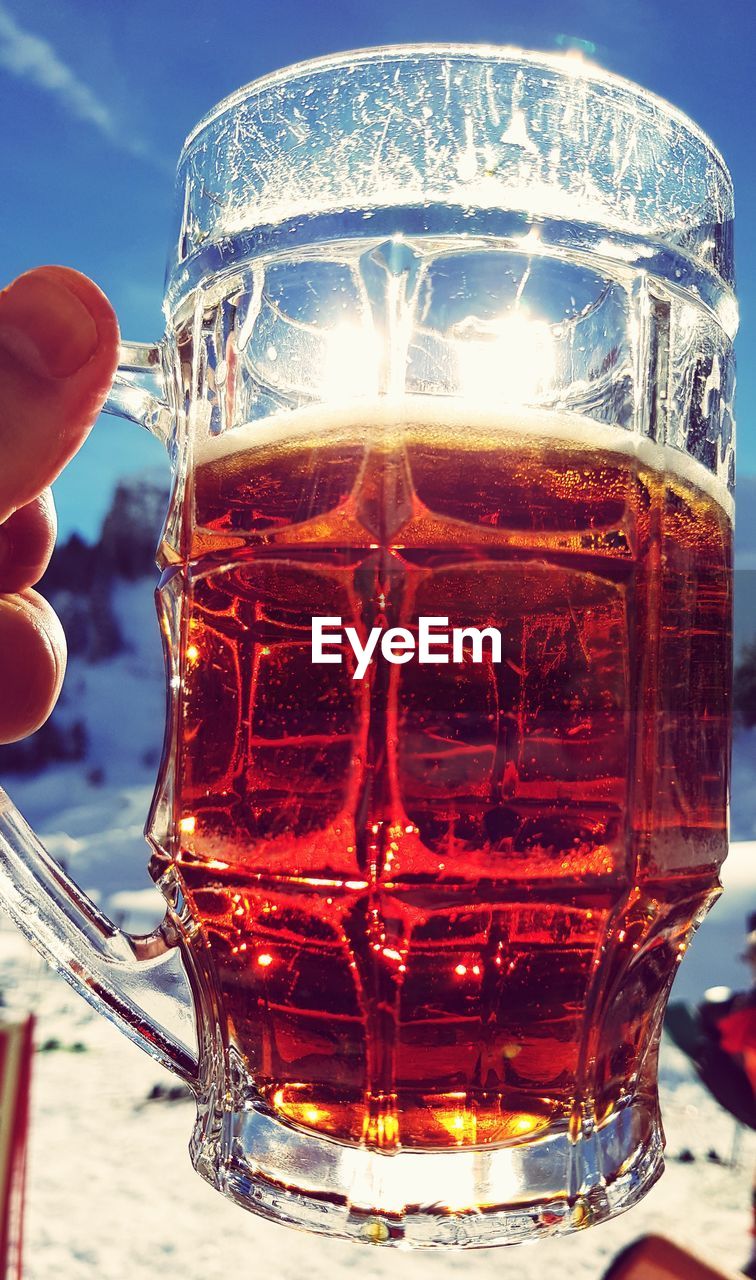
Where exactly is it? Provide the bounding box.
[0,269,99,379]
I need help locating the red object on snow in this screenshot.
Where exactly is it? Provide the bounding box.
[717,1003,756,1095]
[0,1017,34,1280]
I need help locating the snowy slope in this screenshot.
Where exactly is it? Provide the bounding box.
[0,917,754,1280]
[2,747,755,1276]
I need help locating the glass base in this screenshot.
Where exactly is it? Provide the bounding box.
[190,1080,664,1248]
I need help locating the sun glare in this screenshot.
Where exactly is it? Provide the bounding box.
[320,322,381,400]
[453,311,555,405]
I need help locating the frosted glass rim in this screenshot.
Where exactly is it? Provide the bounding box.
[178,42,731,189]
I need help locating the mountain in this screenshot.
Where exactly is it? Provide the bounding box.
[0,471,169,777]
[735,474,756,657]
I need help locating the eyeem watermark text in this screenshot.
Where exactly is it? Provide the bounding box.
[312,616,502,680]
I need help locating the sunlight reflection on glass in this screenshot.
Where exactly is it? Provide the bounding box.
[321,323,381,399]
[453,311,555,404]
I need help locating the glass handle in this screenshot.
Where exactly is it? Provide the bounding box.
[103,340,171,442]
[0,786,199,1085]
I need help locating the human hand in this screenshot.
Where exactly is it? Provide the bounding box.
[0,267,119,743]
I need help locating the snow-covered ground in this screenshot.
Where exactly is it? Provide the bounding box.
[2,765,756,1278]
[2,910,755,1280]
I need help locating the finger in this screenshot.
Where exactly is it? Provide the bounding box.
[0,489,57,591]
[0,266,120,523]
[0,589,66,743]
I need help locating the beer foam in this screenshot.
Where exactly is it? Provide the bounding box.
[194,397,733,520]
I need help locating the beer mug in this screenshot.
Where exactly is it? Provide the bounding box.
[0,47,735,1248]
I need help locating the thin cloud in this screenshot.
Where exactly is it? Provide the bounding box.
[0,4,168,171]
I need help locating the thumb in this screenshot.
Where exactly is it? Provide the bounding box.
[0,266,120,523]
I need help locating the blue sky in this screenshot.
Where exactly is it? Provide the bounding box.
[1,0,754,540]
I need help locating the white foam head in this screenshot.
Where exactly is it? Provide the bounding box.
[193,396,733,520]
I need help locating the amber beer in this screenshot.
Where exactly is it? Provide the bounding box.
[163,402,731,1150]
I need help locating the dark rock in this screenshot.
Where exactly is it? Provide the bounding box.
[0,473,169,776]
[0,715,88,774]
[98,475,167,581]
